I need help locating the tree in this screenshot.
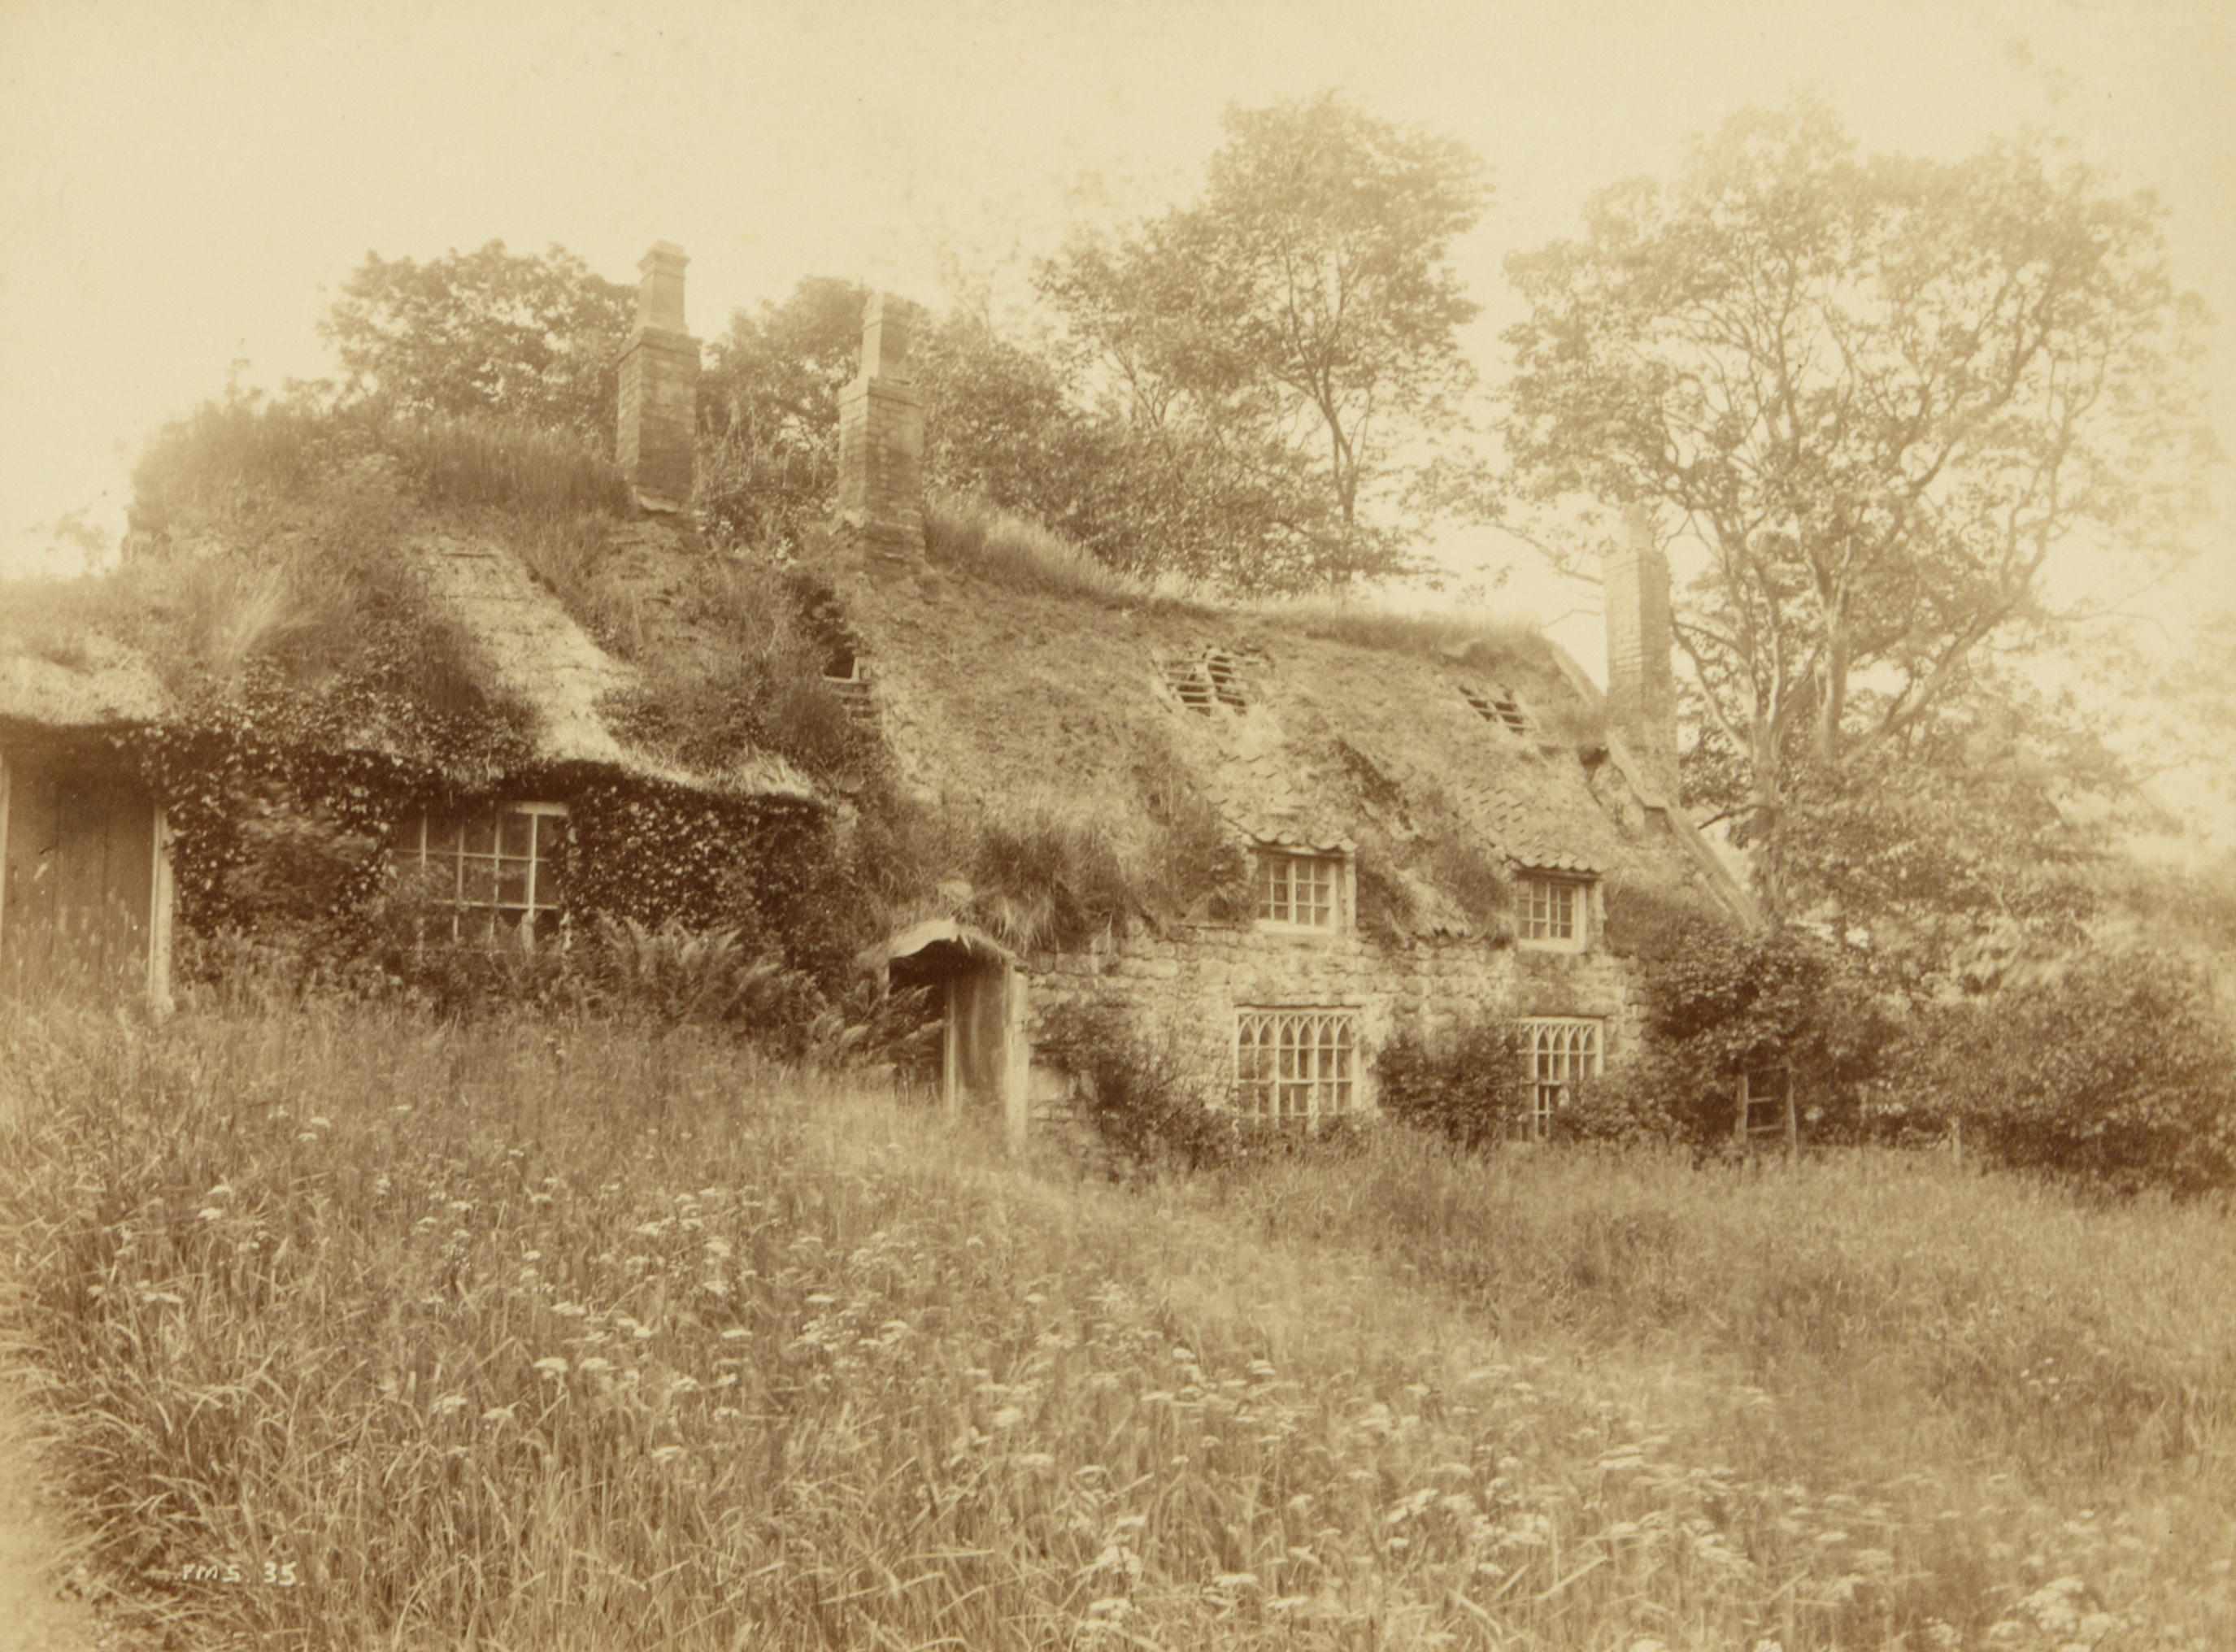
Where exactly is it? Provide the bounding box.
[1503,103,2216,925]
[321,241,634,444]
[1040,93,1492,591]
[696,276,866,551]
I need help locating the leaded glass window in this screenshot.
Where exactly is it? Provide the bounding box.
[1235,1009,1357,1125]
[1518,1018,1601,1139]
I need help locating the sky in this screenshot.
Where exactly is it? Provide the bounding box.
[2,0,2231,678]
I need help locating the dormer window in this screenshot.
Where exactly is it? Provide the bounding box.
[1159,649,1251,715]
[821,649,874,720]
[1459,683,1530,736]
[1255,849,1344,932]
[1516,871,1592,951]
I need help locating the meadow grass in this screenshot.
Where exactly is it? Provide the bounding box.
[0,999,2229,1650]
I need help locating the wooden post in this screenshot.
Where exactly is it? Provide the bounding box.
[1781,1061,1799,1158]
[1734,1072,1750,1148]
[940,976,960,1119]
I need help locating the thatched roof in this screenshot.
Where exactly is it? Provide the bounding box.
[835,554,1751,929]
[0,515,814,804]
[407,524,813,800]
[0,634,165,741]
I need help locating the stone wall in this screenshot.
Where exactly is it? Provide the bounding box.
[1023,906,1649,1130]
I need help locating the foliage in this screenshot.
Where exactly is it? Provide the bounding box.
[5,1004,2234,1647]
[320,241,634,446]
[1545,1064,1684,1147]
[1137,747,1251,923]
[130,393,632,538]
[1277,599,1542,663]
[695,276,865,553]
[964,812,1138,954]
[1607,896,1900,1147]
[1041,93,1492,590]
[921,489,1170,607]
[1503,101,2217,925]
[1033,1000,1240,1176]
[1905,948,2236,1198]
[1373,1019,1530,1150]
[599,557,869,783]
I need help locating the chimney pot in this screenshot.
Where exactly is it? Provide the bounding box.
[636,241,690,333]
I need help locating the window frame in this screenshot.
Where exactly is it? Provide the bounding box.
[408,800,570,950]
[1516,871,1593,953]
[1516,1017,1603,1141]
[1252,847,1347,934]
[1233,1006,1360,1127]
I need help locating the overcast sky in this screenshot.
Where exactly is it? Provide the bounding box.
[3,0,2230,671]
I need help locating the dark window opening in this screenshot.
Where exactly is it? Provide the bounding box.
[1460,683,1530,735]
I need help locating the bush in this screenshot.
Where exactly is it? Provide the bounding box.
[1626,923,1900,1149]
[1374,1020,1530,1150]
[1033,1001,1238,1176]
[1908,947,2236,1198]
[1550,1059,1684,1146]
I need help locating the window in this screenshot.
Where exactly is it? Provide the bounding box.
[1159,650,1250,714]
[1255,850,1341,930]
[1517,873,1590,950]
[410,802,568,946]
[1459,682,1530,735]
[821,651,874,721]
[1518,1018,1601,1139]
[1235,1009,1357,1124]
[1203,650,1247,709]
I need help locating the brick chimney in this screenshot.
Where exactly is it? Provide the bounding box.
[836,292,927,560]
[1604,504,1680,802]
[616,241,699,512]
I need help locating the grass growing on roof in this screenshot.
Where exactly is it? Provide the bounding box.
[129,394,632,533]
[923,489,1195,609]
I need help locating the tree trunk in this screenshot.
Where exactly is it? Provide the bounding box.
[1751,727,1789,928]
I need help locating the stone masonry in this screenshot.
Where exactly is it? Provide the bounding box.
[1603,504,1680,802]
[837,293,927,560]
[1024,900,1649,1134]
[617,242,700,511]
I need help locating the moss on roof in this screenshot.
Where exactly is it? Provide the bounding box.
[830,537,1720,941]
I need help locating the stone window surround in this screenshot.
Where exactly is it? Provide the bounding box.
[1516,870,1596,953]
[1251,845,1354,936]
[409,801,568,949]
[1233,1005,1360,1125]
[1517,1016,1603,1140]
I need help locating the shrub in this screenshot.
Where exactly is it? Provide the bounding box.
[1908,946,2236,1198]
[968,812,1138,954]
[1625,922,1901,1149]
[1550,1059,1684,1146]
[1033,1001,1238,1176]
[1374,1019,1531,1150]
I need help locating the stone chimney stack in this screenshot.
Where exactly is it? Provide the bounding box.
[836,291,927,560]
[1604,504,1680,802]
[616,241,699,512]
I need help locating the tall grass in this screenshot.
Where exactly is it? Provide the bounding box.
[924,489,1188,608]
[130,396,632,533]
[1,1001,2229,1649]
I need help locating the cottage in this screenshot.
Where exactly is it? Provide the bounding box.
[2,241,1755,1150]
[763,266,1758,1144]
